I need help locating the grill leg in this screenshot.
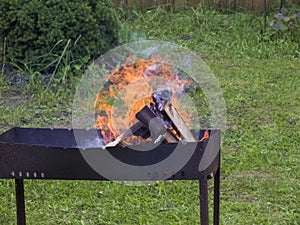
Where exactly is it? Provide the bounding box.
[15,179,26,225]
[213,166,220,225]
[199,173,209,225]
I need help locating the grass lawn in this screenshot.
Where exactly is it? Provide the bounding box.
[0,6,299,225]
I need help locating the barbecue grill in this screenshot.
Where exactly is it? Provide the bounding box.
[0,127,221,225]
[0,40,226,225]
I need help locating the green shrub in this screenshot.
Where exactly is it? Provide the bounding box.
[0,0,121,71]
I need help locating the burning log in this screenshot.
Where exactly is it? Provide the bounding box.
[103,121,144,148]
[151,89,196,142]
[103,104,180,148]
[136,105,178,143]
[162,102,196,142]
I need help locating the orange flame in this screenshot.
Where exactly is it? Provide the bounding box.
[199,130,209,142]
[94,55,203,145]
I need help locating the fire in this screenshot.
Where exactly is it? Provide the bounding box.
[94,55,206,145]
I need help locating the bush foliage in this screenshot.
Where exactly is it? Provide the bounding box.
[0,0,121,70]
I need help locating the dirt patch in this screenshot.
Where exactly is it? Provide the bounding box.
[231,171,272,180]
[1,93,31,107]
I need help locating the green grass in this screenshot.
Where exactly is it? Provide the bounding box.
[1,6,300,225]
